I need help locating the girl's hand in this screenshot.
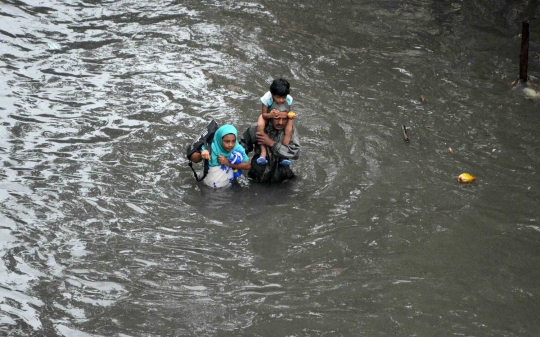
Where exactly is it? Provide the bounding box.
[201,150,210,160]
[270,109,280,118]
[217,155,229,165]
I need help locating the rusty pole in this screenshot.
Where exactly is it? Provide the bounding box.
[519,20,530,83]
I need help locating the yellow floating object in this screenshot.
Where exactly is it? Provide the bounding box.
[287,112,296,119]
[458,173,476,183]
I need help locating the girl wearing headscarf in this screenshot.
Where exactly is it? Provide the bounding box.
[200,124,250,188]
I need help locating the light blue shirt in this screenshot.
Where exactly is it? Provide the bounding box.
[260,91,293,107]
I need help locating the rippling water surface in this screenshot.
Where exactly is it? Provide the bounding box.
[1,0,540,336]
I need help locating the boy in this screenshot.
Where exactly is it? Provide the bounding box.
[256,79,295,165]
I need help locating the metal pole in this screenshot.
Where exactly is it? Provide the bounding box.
[519,20,530,83]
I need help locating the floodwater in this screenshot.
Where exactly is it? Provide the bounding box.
[1,0,540,336]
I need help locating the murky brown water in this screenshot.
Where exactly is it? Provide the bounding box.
[1,0,540,336]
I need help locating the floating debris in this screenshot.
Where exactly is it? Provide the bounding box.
[458,173,476,183]
[47,42,60,49]
[523,87,540,100]
[448,147,455,154]
[421,95,427,103]
[402,125,409,142]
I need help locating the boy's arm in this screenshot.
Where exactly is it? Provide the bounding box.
[260,91,274,120]
[261,104,273,120]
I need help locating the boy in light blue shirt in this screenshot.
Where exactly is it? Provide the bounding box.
[257,78,295,165]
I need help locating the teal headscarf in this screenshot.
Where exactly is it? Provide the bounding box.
[208,125,248,167]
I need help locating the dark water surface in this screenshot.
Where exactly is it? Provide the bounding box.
[1,0,540,336]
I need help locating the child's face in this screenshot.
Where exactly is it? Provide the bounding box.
[221,134,236,152]
[272,95,286,104]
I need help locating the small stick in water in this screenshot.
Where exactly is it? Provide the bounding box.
[402,125,409,142]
